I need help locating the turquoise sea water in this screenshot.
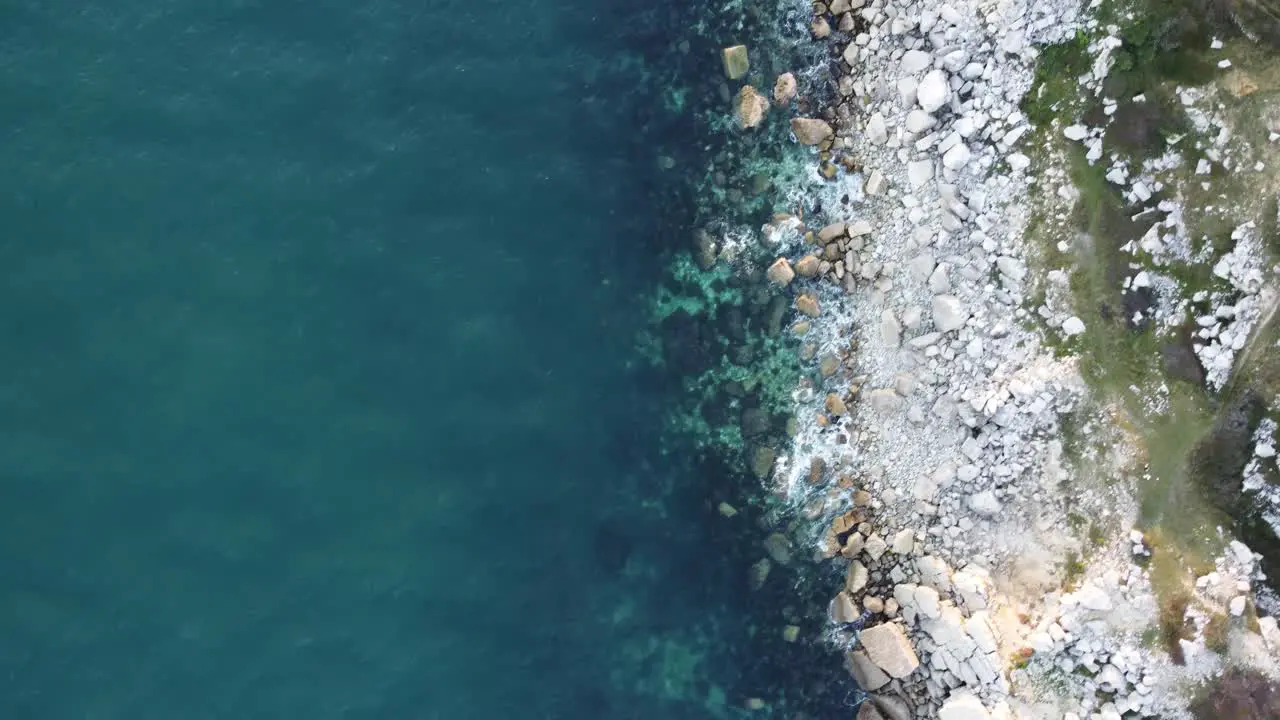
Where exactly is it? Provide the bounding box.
[0,2,847,718]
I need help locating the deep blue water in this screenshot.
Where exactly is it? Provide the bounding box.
[0,2,778,718]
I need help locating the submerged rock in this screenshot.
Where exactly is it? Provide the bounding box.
[721,45,749,80]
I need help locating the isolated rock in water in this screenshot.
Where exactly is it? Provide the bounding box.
[791,117,834,145]
[938,693,990,720]
[773,72,797,105]
[766,257,795,285]
[735,85,769,128]
[917,69,951,113]
[932,294,968,332]
[722,45,749,79]
[859,623,920,678]
[764,532,792,564]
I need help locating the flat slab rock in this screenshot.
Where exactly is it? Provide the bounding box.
[859,623,919,679]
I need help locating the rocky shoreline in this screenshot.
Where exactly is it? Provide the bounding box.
[672,0,1280,716]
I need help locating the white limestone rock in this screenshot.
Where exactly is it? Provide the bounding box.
[901,49,933,74]
[968,490,1001,516]
[908,160,935,189]
[1061,316,1086,336]
[917,70,951,113]
[932,294,968,332]
[942,144,971,170]
[867,112,889,145]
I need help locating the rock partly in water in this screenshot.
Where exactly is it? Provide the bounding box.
[791,117,834,145]
[859,623,920,679]
[847,650,891,691]
[766,257,795,285]
[796,293,820,317]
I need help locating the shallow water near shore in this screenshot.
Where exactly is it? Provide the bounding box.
[0,2,845,718]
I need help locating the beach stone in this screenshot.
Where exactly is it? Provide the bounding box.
[892,529,914,554]
[880,309,902,347]
[811,17,831,38]
[722,45,749,79]
[848,650,892,691]
[791,117,834,145]
[819,222,847,241]
[917,69,951,113]
[905,109,935,133]
[901,49,933,74]
[773,72,797,105]
[846,560,870,593]
[867,112,888,144]
[843,41,860,67]
[932,294,967,332]
[735,85,769,128]
[865,169,886,195]
[864,533,888,561]
[908,160,934,189]
[943,144,971,170]
[859,623,920,678]
[796,293,820,317]
[766,257,795,285]
[868,388,903,413]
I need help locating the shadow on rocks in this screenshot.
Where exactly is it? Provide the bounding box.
[1191,668,1280,719]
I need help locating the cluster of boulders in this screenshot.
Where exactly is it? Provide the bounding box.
[697,0,1280,714]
